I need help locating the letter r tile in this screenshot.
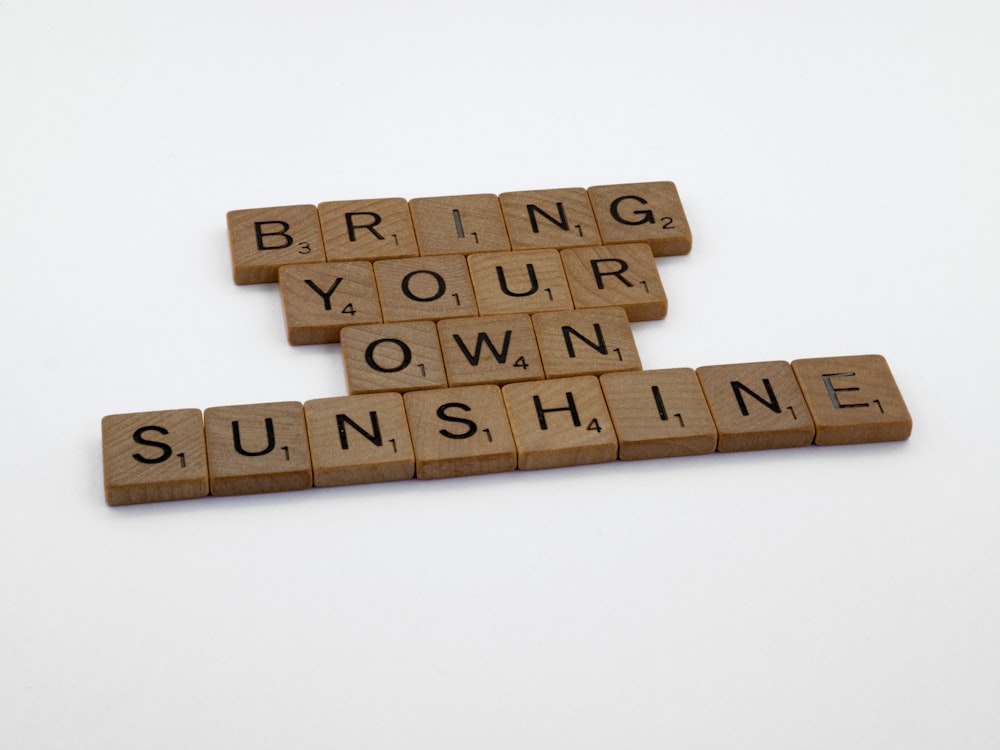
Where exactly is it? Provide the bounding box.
[102,409,209,505]
[319,198,420,262]
[791,354,912,445]
[561,243,667,321]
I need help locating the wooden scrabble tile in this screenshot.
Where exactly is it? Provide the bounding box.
[304,392,415,486]
[600,369,717,460]
[278,261,382,345]
[587,181,692,256]
[532,307,641,378]
[318,197,420,262]
[404,385,517,479]
[204,402,313,496]
[227,204,325,284]
[409,193,511,256]
[791,354,912,445]
[561,243,667,321]
[696,361,815,452]
[373,254,478,323]
[102,409,209,505]
[340,321,448,394]
[467,249,573,316]
[438,313,543,387]
[499,187,602,250]
[502,375,618,470]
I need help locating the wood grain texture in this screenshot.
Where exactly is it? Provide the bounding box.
[404,385,517,479]
[409,193,511,256]
[791,354,912,445]
[532,306,641,378]
[340,321,448,394]
[304,393,415,486]
[279,261,382,345]
[204,402,313,496]
[600,369,717,460]
[102,409,209,505]
[499,187,601,250]
[438,313,544,387]
[587,181,692,256]
[374,255,478,323]
[319,197,419,262]
[561,243,667,321]
[502,375,618,470]
[467,249,573,316]
[227,204,325,284]
[696,361,815,452]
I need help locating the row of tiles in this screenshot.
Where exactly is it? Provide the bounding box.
[227,181,691,284]
[278,244,668,346]
[102,355,911,506]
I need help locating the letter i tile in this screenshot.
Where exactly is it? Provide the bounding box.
[204,402,313,496]
[600,369,717,459]
[102,409,209,505]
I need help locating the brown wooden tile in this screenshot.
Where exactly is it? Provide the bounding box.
[278,261,381,345]
[499,187,601,250]
[587,181,692,256]
[340,321,448,394]
[404,385,517,479]
[304,392,414,486]
[600,369,717,460]
[102,409,209,505]
[791,354,912,445]
[561,243,667,321]
[409,193,511,256]
[502,375,618,470]
[204,402,313,496]
[318,197,419,262]
[532,307,641,378]
[438,313,543,387]
[374,255,478,322]
[467,249,573,316]
[227,204,325,284]
[696,361,815,452]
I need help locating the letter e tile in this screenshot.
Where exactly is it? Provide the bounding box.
[204,402,313,496]
[102,409,209,505]
[791,354,912,445]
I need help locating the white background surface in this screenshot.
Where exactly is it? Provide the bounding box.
[2,1,998,747]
